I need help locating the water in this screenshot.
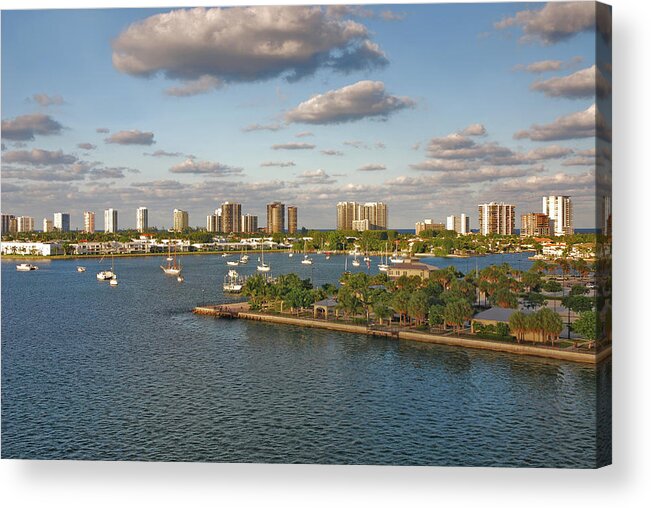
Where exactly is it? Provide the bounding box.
[1,253,609,466]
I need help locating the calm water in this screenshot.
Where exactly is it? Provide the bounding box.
[1,252,610,467]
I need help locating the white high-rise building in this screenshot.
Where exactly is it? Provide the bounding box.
[136,207,148,232]
[43,218,54,233]
[542,196,574,236]
[446,214,470,234]
[104,208,118,233]
[53,212,70,232]
[17,216,35,232]
[83,211,95,233]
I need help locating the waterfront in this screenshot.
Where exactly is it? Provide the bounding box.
[1,253,610,466]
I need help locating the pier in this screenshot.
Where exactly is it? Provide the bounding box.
[192,303,611,364]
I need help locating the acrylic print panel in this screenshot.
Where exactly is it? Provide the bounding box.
[0,2,611,468]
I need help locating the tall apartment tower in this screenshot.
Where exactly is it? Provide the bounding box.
[43,218,54,233]
[360,202,388,230]
[53,212,70,232]
[221,202,242,233]
[446,214,470,235]
[206,214,218,233]
[17,216,35,233]
[521,213,552,237]
[1,214,16,235]
[336,202,356,230]
[83,211,95,233]
[478,202,515,235]
[266,202,285,233]
[242,214,259,234]
[173,209,189,231]
[542,196,574,236]
[136,207,148,232]
[104,208,118,233]
[287,206,298,234]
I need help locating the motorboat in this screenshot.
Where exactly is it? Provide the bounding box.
[16,263,38,271]
[226,260,240,266]
[97,270,114,280]
[109,275,118,286]
[76,266,86,272]
[177,275,184,283]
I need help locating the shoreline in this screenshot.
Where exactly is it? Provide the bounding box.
[193,303,611,365]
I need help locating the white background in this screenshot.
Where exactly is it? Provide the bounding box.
[1,0,649,506]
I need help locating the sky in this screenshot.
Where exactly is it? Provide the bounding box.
[1,2,612,230]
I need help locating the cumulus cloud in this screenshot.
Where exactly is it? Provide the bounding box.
[1,113,64,141]
[2,148,77,165]
[285,81,415,124]
[1,161,130,182]
[271,142,315,150]
[242,123,284,133]
[105,130,155,145]
[494,2,611,45]
[514,104,611,141]
[77,143,97,150]
[144,149,184,157]
[112,6,388,89]
[170,159,243,176]
[295,131,314,138]
[530,65,611,99]
[261,161,296,168]
[358,163,386,171]
[32,93,65,107]
[96,127,110,133]
[513,56,583,74]
[165,75,223,96]
[321,149,343,156]
[460,123,487,137]
[296,169,336,184]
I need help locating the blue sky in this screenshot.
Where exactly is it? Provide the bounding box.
[1,2,611,230]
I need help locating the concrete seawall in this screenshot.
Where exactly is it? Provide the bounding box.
[193,305,611,365]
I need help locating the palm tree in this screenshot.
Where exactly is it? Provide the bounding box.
[443,299,473,335]
[391,289,411,325]
[408,290,430,326]
[508,311,528,343]
[538,307,564,346]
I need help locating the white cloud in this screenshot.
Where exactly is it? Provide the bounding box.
[165,75,223,97]
[261,161,296,168]
[321,149,343,156]
[32,93,65,107]
[460,123,487,137]
[77,143,97,150]
[242,123,283,133]
[530,65,611,99]
[170,159,243,176]
[1,113,63,141]
[112,6,388,87]
[514,104,611,142]
[358,163,386,172]
[105,130,155,145]
[271,142,315,150]
[285,81,414,124]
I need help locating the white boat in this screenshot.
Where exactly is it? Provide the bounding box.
[223,269,244,293]
[378,242,389,272]
[226,260,240,266]
[16,263,39,271]
[221,253,229,258]
[97,270,114,280]
[177,275,184,283]
[76,266,86,272]
[161,242,182,276]
[352,254,360,267]
[288,252,294,258]
[257,242,271,272]
[239,247,249,264]
[301,242,313,264]
[109,275,118,286]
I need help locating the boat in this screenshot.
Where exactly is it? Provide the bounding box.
[177,275,184,283]
[109,275,118,286]
[378,242,389,272]
[257,241,271,272]
[16,263,39,271]
[390,242,405,264]
[351,252,360,267]
[288,252,294,258]
[226,260,240,266]
[221,252,229,258]
[76,266,86,272]
[98,254,116,280]
[161,242,182,276]
[301,242,313,265]
[223,269,245,293]
[239,247,249,264]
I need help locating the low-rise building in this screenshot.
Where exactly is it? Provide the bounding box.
[416,219,446,235]
[387,261,439,281]
[1,241,64,256]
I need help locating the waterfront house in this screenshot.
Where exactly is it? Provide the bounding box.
[387,261,439,281]
[1,241,64,256]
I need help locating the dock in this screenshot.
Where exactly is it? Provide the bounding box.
[192,302,611,364]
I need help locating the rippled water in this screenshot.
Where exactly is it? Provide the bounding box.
[1,252,609,466]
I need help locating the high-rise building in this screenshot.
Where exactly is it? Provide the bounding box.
[207,214,218,232]
[478,202,515,235]
[173,209,189,232]
[17,216,35,233]
[2,214,16,235]
[542,196,574,236]
[242,214,259,234]
[136,207,148,232]
[416,219,446,235]
[266,202,285,233]
[445,214,470,235]
[521,213,551,237]
[287,206,298,234]
[43,218,54,233]
[221,202,242,233]
[104,208,118,233]
[83,211,95,233]
[337,201,388,230]
[53,212,70,232]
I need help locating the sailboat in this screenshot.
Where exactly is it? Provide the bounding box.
[389,242,405,264]
[257,241,271,272]
[363,243,370,262]
[161,242,182,275]
[351,251,360,267]
[301,241,313,264]
[97,253,115,280]
[378,242,389,272]
[223,269,245,293]
[239,246,249,264]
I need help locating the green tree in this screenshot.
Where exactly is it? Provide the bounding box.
[572,310,597,340]
[562,295,594,313]
[538,307,563,346]
[428,304,445,329]
[508,311,528,343]
[443,299,473,335]
[391,289,411,325]
[408,290,430,325]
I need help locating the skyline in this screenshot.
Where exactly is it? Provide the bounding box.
[1,3,611,229]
